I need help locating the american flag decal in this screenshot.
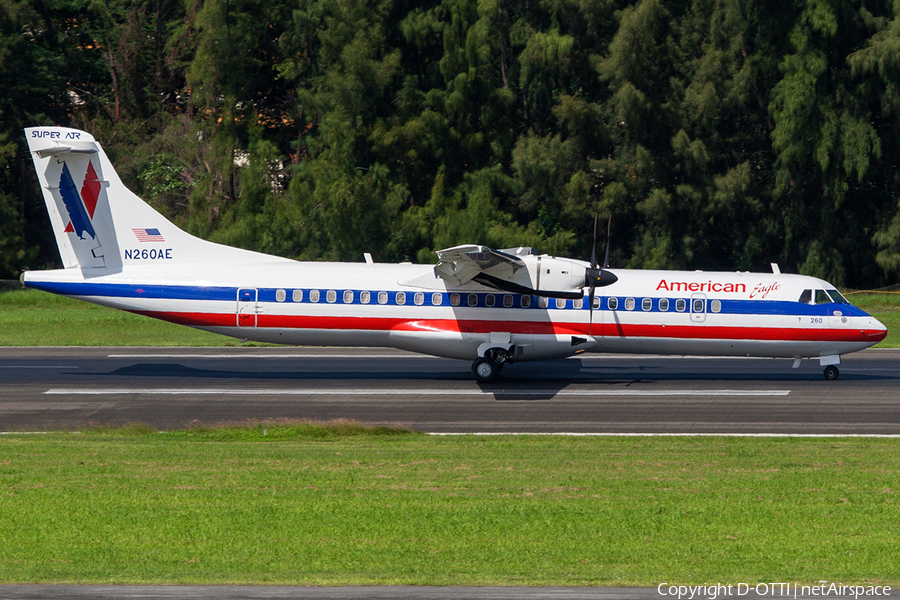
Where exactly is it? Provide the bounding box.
[133,228,165,242]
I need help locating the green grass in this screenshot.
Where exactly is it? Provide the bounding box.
[0,427,897,586]
[1,287,897,347]
[0,288,236,346]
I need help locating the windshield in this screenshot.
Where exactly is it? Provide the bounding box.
[826,289,850,304]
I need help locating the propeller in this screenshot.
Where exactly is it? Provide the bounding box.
[586,215,618,328]
[603,216,612,269]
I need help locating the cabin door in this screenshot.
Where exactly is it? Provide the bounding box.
[237,288,258,327]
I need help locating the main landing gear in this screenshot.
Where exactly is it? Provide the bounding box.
[471,347,513,383]
[823,365,840,381]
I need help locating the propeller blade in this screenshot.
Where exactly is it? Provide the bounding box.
[588,215,599,330]
[588,215,616,331]
[603,216,612,269]
[589,279,595,330]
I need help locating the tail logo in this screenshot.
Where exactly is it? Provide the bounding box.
[59,161,102,240]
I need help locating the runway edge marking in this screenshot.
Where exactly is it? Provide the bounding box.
[43,388,792,397]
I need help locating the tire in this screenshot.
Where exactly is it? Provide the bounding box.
[472,357,500,383]
[823,365,839,381]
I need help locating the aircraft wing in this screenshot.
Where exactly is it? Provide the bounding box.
[434,245,525,286]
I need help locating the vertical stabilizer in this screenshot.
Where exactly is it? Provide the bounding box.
[25,126,287,272]
[26,128,117,270]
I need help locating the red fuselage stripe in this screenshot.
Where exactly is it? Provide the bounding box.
[131,310,887,343]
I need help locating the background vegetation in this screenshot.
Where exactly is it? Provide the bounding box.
[3,0,900,288]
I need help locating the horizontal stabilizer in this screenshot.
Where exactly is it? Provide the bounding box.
[35,145,98,158]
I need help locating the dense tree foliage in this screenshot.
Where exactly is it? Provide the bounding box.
[2,0,900,287]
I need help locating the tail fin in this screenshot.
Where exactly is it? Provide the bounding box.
[25,126,281,272]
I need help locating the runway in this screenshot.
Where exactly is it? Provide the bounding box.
[2,347,899,434]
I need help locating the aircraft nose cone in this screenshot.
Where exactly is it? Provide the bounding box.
[864,316,888,343]
[873,317,888,341]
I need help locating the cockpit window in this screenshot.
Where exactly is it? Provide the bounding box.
[814,289,831,304]
[798,289,812,304]
[826,289,850,304]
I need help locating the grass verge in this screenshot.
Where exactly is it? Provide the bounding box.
[0,288,238,346]
[0,424,898,586]
[1,287,898,347]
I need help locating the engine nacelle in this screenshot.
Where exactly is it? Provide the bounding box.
[531,256,588,296]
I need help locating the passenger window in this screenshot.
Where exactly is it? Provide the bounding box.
[556,298,566,309]
[538,297,549,308]
[414,292,424,306]
[692,298,704,313]
[641,298,652,311]
[625,298,635,310]
[432,293,442,306]
[574,298,583,309]
[377,291,388,304]
[659,298,669,311]
[608,297,618,310]
[276,289,286,302]
[360,291,371,304]
[396,291,406,305]
[503,295,514,308]
[292,289,303,302]
[450,293,460,306]
[815,289,831,304]
[326,290,337,303]
[521,296,531,308]
[675,298,686,312]
[343,290,354,303]
[798,289,812,304]
[468,294,478,307]
[486,295,496,307]
[310,290,320,303]
[592,296,601,309]
[711,299,721,313]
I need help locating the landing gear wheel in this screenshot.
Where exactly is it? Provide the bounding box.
[472,358,501,383]
[823,365,839,381]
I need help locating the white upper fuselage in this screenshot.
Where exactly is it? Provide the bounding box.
[23,258,887,362]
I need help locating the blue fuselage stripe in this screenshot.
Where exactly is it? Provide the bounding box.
[25,280,870,318]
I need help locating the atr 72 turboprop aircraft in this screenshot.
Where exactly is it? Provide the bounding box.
[21,126,887,381]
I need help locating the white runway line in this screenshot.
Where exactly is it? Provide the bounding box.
[45,388,791,397]
[4,430,899,438]
[0,366,78,369]
[107,353,784,360]
[430,432,900,438]
[107,353,441,359]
